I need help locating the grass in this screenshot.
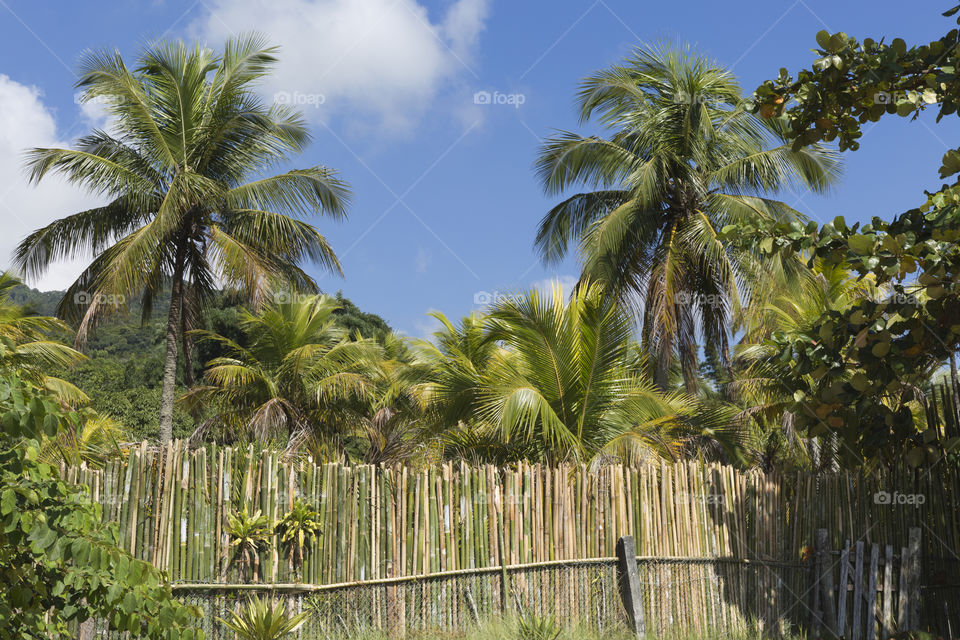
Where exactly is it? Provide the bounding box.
[307,612,806,640]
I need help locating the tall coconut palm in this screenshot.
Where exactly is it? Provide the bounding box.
[13,36,350,442]
[534,42,841,392]
[181,295,381,455]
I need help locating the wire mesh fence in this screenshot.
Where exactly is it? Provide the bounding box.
[64,445,960,638]
[84,557,812,639]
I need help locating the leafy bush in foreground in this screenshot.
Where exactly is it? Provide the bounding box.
[0,374,201,639]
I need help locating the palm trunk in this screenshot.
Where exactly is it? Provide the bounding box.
[180,283,195,387]
[950,353,959,395]
[181,331,195,388]
[158,245,186,443]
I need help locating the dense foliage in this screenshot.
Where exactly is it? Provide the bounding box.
[0,374,200,639]
[7,15,960,640]
[10,283,391,443]
[746,7,960,466]
[7,23,960,478]
[181,294,383,453]
[416,284,739,464]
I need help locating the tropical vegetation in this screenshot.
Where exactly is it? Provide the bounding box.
[0,374,200,640]
[226,506,274,583]
[3,25,958,475]
[218,596,308,640]
[533,43,841,392]
[5,12,960,638]
[12,36,351,444]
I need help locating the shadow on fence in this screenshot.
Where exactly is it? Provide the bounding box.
[65,442,960,638]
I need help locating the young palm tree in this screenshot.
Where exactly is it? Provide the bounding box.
[534,42,841,391]
[218,595,308,640]
[0,272,87,404]
[39,412,128,468]
[225,506,274,583]
[349,332,432,465]
[411,312,498,431]
[410,312,535,464]
[182,295,381,454]
[13,36,350,442]
[476,284,723,463]
[275,499,322,579]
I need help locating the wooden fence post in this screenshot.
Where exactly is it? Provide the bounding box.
[908,527,921,631]
[816,528,839,638]
[616,536,644,638]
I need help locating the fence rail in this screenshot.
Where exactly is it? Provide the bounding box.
[65,440,960,637]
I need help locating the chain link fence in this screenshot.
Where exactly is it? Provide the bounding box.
[82,557,812,639]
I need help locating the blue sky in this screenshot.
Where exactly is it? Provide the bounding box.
[0,0,956,336]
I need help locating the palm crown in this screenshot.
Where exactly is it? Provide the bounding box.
[182,295,382,454]
[13,35,350,441]
[534,42,841,391]
[418,284,717,464]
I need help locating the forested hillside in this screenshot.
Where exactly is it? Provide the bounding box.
[11,284,393,440]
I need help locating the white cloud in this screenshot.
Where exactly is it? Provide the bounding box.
[74,93,118,132]
[0,75,102,291]
[192,0,489,134]
[442,0,489,58]
[531,274,578,300]
[412,311,443,341]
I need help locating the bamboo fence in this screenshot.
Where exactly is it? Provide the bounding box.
[64,440,960,637]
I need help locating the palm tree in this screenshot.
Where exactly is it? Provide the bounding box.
[182,295,381,455]
[733,261,880,470]
[534,42,840,392]
[0,272,87,404]
[39,412,129,468]
[410,312,497,431]
[225,506,273,583]
[349,332,432,465]
[422,283,727,464]
[275,499,322,579]
[13,36,350,442]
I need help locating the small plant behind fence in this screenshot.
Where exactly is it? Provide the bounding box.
[66,441,960,638]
